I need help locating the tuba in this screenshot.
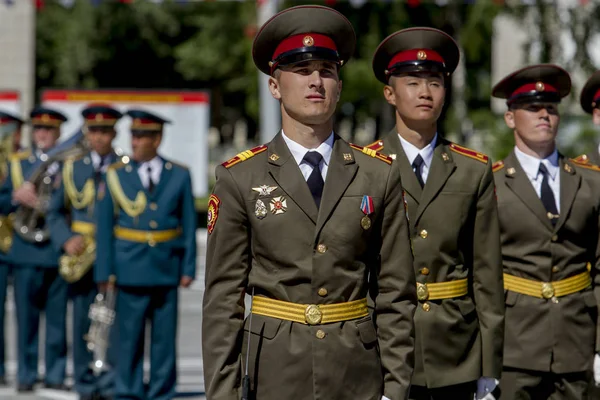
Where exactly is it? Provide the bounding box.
[85,275,117,376]
[13,129,90,243]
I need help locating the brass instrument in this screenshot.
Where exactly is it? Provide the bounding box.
[0,121,19,253]
[85,275,117,376]
[59,235,96,283]
[13,129,90,243]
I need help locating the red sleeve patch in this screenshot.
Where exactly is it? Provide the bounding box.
[207,194,220,234]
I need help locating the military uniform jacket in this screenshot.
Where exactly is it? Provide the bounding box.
[95,156,197,287]
[203,133,417,400]
[47,151,120,253]
[0,150,62,267]
[494,151,600,373]
[374,133,504,388]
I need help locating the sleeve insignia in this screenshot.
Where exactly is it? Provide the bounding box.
[492,160,505,172]
[207,194,221,234]
[449,143,489,164]
[349,143,392,165]
[365,140,384,152]
[222,145,268,169]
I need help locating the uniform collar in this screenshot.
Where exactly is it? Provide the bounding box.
[514,146,559,180]
[281,129,334,167]
[398,132,438,167]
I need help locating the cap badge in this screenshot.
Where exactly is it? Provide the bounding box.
[303,35,314,47]
[535,81,545,92]
[95,114,103,122]
[41,114,49,122]
[134,118,141,125]
[417,50,427,60]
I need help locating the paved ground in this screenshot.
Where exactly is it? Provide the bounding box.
[0,231,209,400]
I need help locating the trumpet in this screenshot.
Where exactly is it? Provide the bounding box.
[85,275,117,376]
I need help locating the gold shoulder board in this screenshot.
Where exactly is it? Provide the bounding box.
[349,143,393,165]
[449,143,489,164]
[365,140,384,152]
[222,145,268,169]
[571,158,600,172]
[492,160,505,172]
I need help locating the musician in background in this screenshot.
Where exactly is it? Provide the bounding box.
[47,104,125,400]
[0,107,68,392]
[0,110,24,386]
[95,109,196,400]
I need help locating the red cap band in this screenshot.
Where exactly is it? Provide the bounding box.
[593,88,600,103]
[272,33,337,61]
[0,117,13,125]
[388,49,445,70]
[511,82,558,98]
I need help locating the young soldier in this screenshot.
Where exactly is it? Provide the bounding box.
[492,64,600,399]
[95,109,197,400]
[368,27,504,400]
[47,104,125,400]
[203,5,417,400]
[0,107,69,391]
[576,71,600,166]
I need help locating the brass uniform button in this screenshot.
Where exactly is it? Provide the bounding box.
[551,235,558,242]
[420,268,430,276]
[419,230,428,239]
[316,244,327,254]
[316,330,326,339]
[149,203,158,211]
[148,239,156,247]
[422,303,430,312]
[552,265,560,273]
[149,221,158,229]
[318,288,328,297]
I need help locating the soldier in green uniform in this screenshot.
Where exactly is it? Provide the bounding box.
[202,5,417,400]
[491,64,600,399]
[368,27,504,400]
[577,71,600,166]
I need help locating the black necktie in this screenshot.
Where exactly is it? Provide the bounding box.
[95,156,107,184]
[412,154,425,188]
[539,163,558,224]
[147,165,155,193]
[303,151,324,208]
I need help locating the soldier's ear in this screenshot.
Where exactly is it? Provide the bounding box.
[504,110,516,129]
[383,85,396,107]
[268,76,282,100]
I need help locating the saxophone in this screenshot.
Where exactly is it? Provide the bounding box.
[12,129,90,244]
[85,275,117,376]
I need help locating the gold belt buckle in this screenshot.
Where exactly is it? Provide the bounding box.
[541,282,555,299]
[305,304,323,325]
[417,282,429,301]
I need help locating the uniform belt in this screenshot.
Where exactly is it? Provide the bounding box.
[114,226,181,244]
[503,270,591,299]
[251,297,368,325]
[416,278,468,301]
[71,221,95,236]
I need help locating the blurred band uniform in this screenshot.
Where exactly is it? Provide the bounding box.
[47,104,125,400]
[0,109,24,386]
[95,109,197,400]
[492,65,600,400]
[369,27,504,400]
[0,107,69,392]
[202,5,417,400]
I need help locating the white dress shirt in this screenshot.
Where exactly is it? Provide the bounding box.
[514,146,561,212]
[398,133,438,184]
[137,156,163,189]
[282,130,334,182]
[90,151,110,173]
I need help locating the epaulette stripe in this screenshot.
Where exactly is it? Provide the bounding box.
[573,154,590,164]
[449,143,489,164]
[222,145,267,168]
[365,140,384,152]
[492,161,505,172]
[571,158,600,172]
[349,143,392,165]
[375,153,393,165]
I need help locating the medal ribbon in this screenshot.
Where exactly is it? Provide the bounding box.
[360,195,374,215]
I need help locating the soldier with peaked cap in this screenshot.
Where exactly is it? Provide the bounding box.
[0,106,69,392]
[491,64,600,399]
[0,110,24,153]
[369,27,504,400]
[203,5,417,400]
[47,104,126,400]
[575,71,600,166]
[95,109,197,400]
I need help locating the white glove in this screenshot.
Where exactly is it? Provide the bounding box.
[475,377,498,400]
[594,353,600,386]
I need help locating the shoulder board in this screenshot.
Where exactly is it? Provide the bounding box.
[10,150,31,161]
[573,154,591,165]
[449,143,489,164]
[349,143,392,165]
[164,159,189,170]
[492,160,505,172]
[571,157,600,172]
[365,140,384,152]
[108,161,127,170]
[222,145,267,169]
